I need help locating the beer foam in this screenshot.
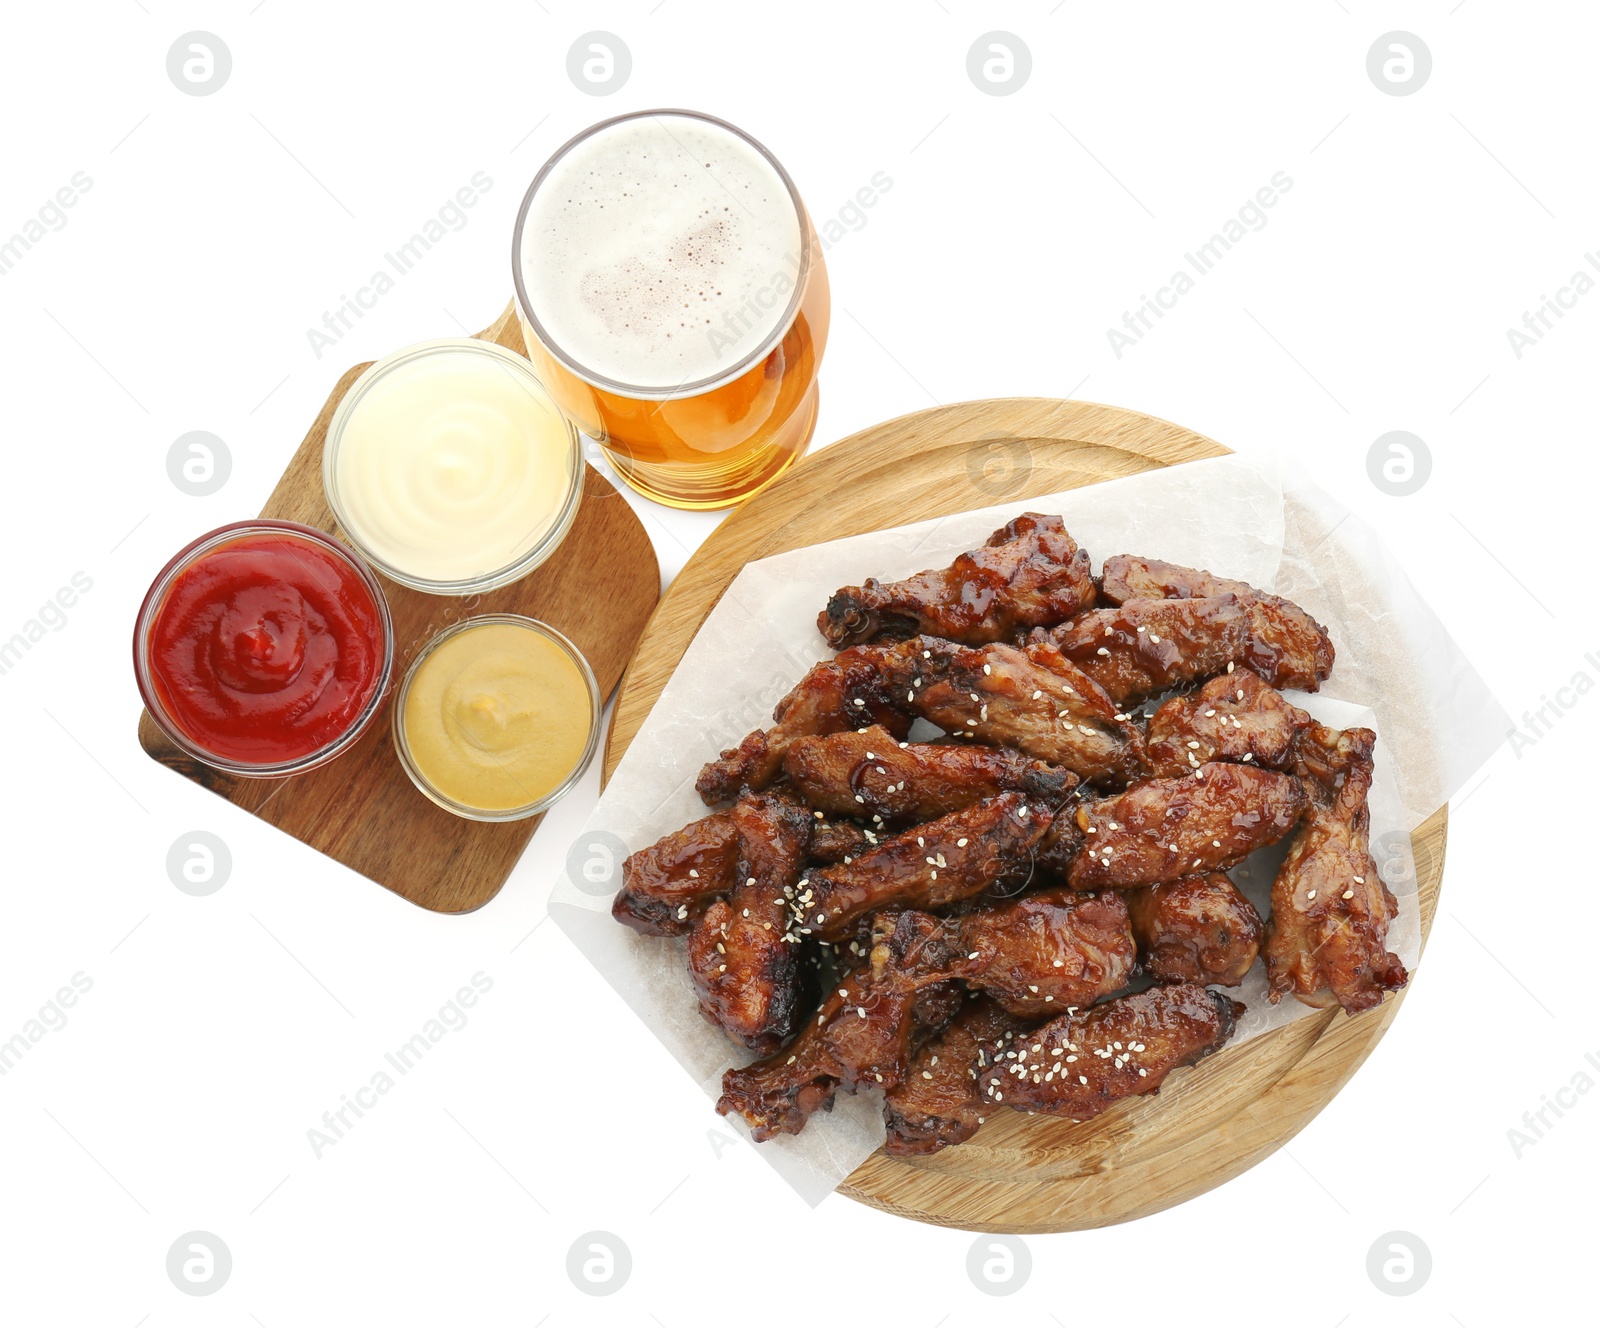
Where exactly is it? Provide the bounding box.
[517,114,804,391]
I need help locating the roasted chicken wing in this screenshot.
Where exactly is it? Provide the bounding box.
[695,645,913,805]
[1042,592,1330,705]
[880,636,1145,786]
[1099,554,1335,687]
[883,996,1032,1156]
[913,887,1136,1017]
[1126,873,1264,986]
[1264,724,1407,1015]
[819,513,1096,648]
[1144,668,1314,778]
[1067,763,1307,890]
[784,724,1076,824]
[799,791,1056,941]
[686,793,815,1053]
[978,982,1238,1120]
[719,890,1134,1139]
[612,809,740,936]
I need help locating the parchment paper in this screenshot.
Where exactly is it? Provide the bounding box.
[550,453,1508,1205]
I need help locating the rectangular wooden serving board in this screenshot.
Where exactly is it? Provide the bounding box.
[138,302,661,913]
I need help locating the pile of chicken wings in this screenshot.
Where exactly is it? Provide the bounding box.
[611,513,1408,1157]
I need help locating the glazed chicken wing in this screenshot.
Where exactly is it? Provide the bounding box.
[611,809,740,936]
[883,996,1033,1156]
[1264,724,1407,1015]
[800,791,1056,942]
[717,964,918,1140]
[819,513,1096,648]
[719,889,1134,1139]
[784,724,1076,824]
[695,645,913,805]
[1099,554,1335,687]
[880,636,1145,786]
[1126,873,1264,986]
[686,793,816,1054]
[1041,598,1245,705]
[978,982,1238,1120]
[1067,763,1307,890]
[925,887,1136,1017]
[1144,668,1314,779]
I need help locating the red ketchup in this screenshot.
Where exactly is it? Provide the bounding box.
[143,527,389,767]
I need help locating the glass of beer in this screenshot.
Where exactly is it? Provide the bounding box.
[512,109,829,510]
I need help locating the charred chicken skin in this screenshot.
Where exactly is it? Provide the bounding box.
[978,982,1238,1120]
[1098,554,1335,689]
[783,724,1077,825]
[883,995,1033,1156]
[695,645,913,805]
[1126,873,1264,986]
[1264,724,1408,1015]
[1067,763,1307,891]
[686,793,816,1054]
[1144,667,1314,779]
[880,636,1145,786]
[819,513,1096,648]
[799,791,1056,942]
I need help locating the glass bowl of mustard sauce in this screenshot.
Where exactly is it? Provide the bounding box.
[391,614,601,821]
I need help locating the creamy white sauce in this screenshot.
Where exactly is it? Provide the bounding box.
[333,345,573,584]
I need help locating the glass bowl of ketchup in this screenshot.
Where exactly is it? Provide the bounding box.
[134,520,394,777]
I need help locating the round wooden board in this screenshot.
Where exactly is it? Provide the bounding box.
[602,397,1445,1232]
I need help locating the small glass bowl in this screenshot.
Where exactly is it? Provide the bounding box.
[323,338,584,597]
[391,614,601,822]
[134,519,395,778]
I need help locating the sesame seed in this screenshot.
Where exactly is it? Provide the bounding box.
[1032,690,1043,700]
[957,838,968,847]
[1150,634,1161,643]
[1343,889,1355,899]
[968,951,980,960]
[1353,875,1365,883]
[853,698,865,707]
[1097,647,1111,656]
[983,663,992,675]
[1227,661,1235,673]
[1079,1075,1088,1085]
[1187,740,1201,750]
[970,693,981,702]
[688,869,699,878]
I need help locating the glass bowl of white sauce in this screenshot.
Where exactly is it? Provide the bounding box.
[323,338,584,596]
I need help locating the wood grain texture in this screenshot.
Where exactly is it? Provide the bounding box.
[138,301,660,914]
[600,396,1446,1231]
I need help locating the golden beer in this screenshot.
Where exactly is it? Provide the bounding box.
[512,110,829,510]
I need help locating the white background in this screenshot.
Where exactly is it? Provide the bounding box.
[0,2,1592,1322]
